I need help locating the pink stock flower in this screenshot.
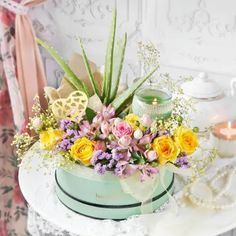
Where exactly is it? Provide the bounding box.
[94,140,107,151]
[93,105,115,124]
[139,134,152,145]
[112,122,133,138]
[101,105,115,120]
[101,121,110,136]
[79,121,92,136]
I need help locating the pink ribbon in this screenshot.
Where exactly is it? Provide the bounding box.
[15,0,47,122]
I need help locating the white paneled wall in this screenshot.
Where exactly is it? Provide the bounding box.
[29,1,236,235]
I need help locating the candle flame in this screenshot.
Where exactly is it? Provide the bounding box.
[152,98,158,105]
[227,121,232,139]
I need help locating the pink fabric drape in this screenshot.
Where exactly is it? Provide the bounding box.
[15,0,47,123]
[0,3,28,235]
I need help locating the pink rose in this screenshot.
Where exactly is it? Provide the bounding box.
[112,122,133,138]
[118,135,132,148]
[94,140,106,151]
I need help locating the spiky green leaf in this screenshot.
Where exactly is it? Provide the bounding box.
[110,33,127,102]
[102,9,117,104]
[80,40,101,99]
[112,66,159,113]
[36,38,90,97]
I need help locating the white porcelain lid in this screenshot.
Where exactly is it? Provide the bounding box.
[181,72,223,99]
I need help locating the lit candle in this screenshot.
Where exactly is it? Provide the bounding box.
[211,121,236,158]
[132,88,173,119]
[220,122,236,139]
[152,98,158,105]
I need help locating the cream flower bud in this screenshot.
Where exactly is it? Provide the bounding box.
[32,117,42,130]
[134,129,143,139]
[145,150,157,162]
[140,114,153,127]
[118,135,132,148]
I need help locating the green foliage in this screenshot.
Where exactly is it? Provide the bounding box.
[85,107,96,122]
[110,33,127,101]
[37,9,160,115]
[131,152,145,164]
[36,38,90,97]
[112,66,159,114]
[102,9,117,104]
[80,40,101,99]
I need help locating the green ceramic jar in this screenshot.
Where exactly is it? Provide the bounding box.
[55,167,174,220]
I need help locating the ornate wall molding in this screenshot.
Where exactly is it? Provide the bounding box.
[141,0,236,75]
[29,0,236,87]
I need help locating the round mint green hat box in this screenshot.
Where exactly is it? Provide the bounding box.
[55,166,174,220]
[132,87,173,120]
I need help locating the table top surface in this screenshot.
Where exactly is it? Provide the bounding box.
[19,155,236,236]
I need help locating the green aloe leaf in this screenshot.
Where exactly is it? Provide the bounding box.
[110,33,127,102]
[112,66,159,114]
[80,40,101,99]
[102,9,117,104]
[36,38,90,97]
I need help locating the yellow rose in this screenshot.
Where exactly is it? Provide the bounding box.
[175,126,199,155]
[153,136,180,165]
[70,137,95,166]
[40,128,64,150]
[125,114,144,130]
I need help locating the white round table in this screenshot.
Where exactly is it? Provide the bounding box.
[19,155,236,236]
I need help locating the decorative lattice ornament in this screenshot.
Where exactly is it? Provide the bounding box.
[51,91,88,122]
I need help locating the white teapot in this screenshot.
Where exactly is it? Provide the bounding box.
[181,72,236,132]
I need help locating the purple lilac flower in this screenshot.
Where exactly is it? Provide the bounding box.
[57,139,73,151]
[176,155,189,169]
[158,130,169,136]
[91,151,115,175]
[114,162,137,177]
[111,148,125,161]
[94,163,107,175]
[91,150,112,165]
[137,164,159,182]
[66,129,80,141]
[60,120,73,131]
[112,148,131,162]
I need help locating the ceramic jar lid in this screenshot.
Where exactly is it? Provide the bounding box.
[181,72,223,99]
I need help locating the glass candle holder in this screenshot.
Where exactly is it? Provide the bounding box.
[210,121,236,158]
[132,86,173,119]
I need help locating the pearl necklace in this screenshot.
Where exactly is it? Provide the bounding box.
[176,165,236,210]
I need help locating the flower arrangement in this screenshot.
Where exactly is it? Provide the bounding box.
[13,9,199,181]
